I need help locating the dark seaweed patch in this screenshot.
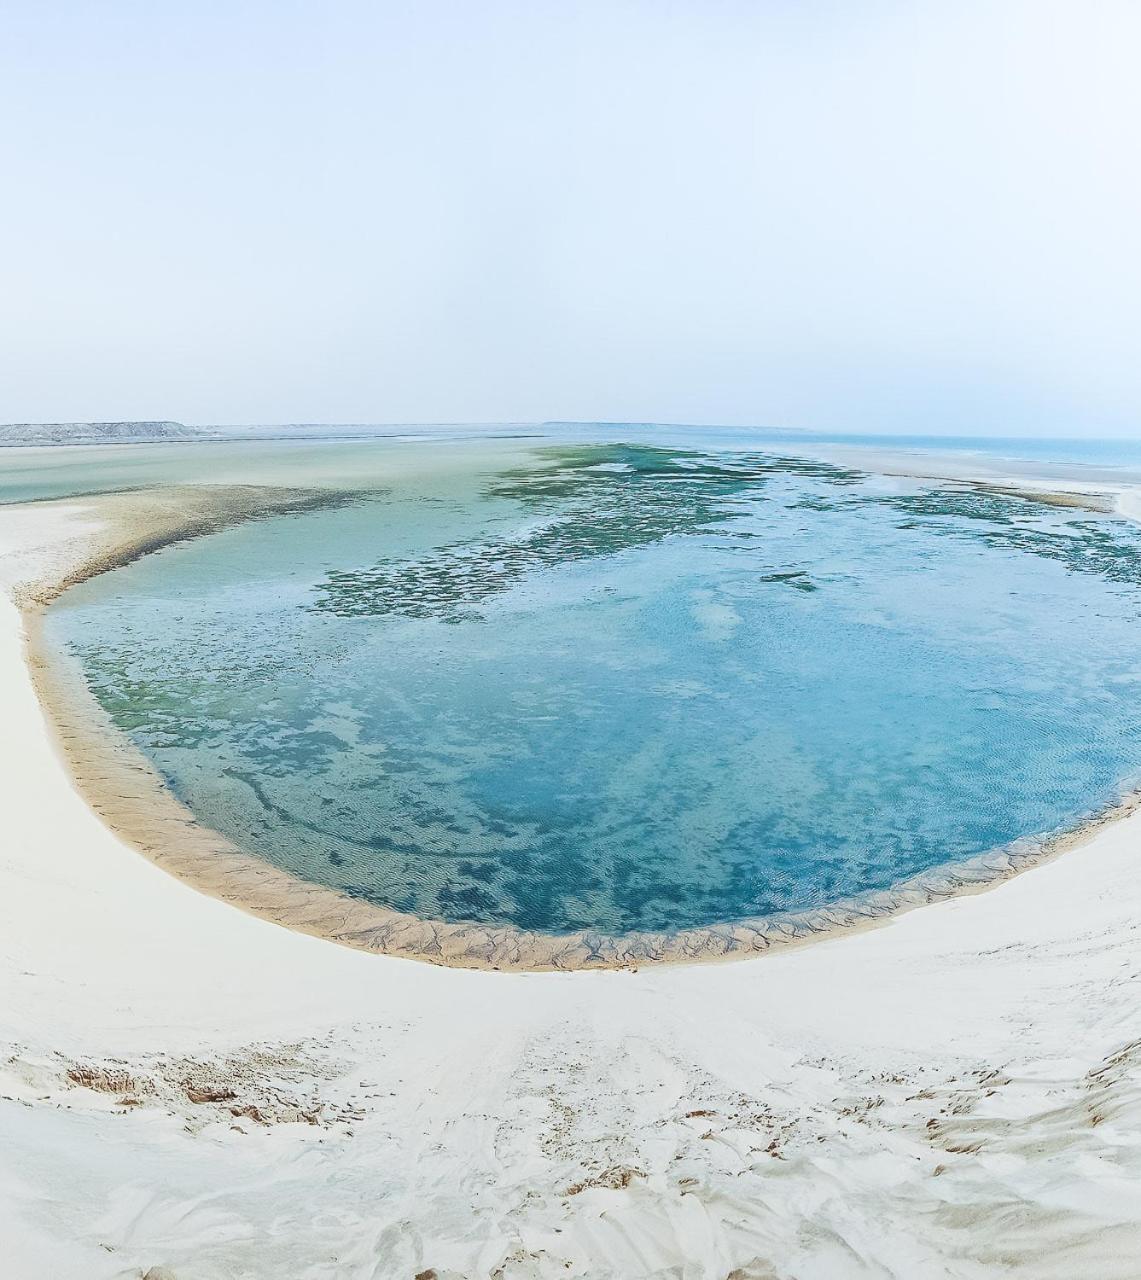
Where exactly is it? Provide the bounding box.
[871,488,1141,591]
[309,445,862,621]
[759,571,818,592]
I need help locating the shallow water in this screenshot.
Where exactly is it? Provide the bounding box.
[45,433,1141,936]
[9,422,1141,506]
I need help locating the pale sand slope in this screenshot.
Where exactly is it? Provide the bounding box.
[2,501,1141,1280]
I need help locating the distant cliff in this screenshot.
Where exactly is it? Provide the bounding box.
[0,421,209,446]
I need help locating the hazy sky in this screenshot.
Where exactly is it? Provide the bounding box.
[2,1,1140,434]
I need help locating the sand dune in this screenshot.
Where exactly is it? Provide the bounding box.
[3,497,1141,1279]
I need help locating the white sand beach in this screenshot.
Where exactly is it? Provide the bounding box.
[4,496,1141,1280]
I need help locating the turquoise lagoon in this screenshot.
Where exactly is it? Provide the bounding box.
[40,433,1141,938]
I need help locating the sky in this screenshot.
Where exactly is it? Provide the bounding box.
[2,0,1140,435]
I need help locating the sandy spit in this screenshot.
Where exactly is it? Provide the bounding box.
[2,495,1141,1278]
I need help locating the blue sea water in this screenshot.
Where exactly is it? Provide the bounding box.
[41,433,1141,936]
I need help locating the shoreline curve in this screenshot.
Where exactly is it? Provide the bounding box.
[17,482,1141,973]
